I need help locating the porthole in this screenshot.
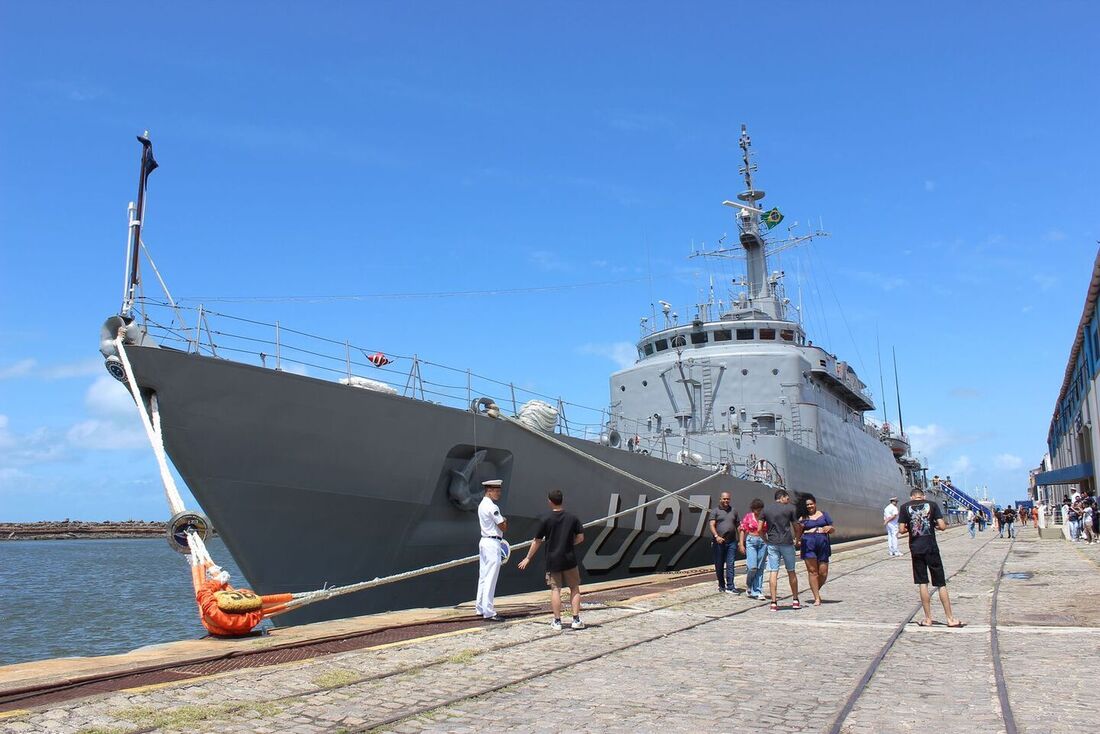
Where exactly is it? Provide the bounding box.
[741,369,748,376]
[772,368,779,375]
[642,380,648,387]
[620,385,626,391]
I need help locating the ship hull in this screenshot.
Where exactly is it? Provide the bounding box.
[125,345,890,626]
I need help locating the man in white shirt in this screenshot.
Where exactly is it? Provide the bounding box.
[883,497,901,556]
[475,479,508,621]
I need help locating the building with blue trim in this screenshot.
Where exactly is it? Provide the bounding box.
[1034,249,1100,505]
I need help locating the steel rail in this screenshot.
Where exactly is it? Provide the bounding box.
[826,535,1009,734]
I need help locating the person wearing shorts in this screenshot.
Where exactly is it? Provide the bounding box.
[898,487,963,628]
[518,489,586,631]
[761,488,802,611]
[799,494,834,606]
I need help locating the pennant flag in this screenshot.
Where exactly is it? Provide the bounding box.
[137,134,158,183]
[760,207,784,229]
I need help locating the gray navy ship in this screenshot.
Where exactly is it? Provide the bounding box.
[101,127,939,626]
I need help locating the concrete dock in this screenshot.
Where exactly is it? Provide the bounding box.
[1,527,1096,733]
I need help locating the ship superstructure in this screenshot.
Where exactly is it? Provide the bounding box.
[604,127,927,524]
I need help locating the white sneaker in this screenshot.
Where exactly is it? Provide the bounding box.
[571,618,586,630]
[550,619,562,631]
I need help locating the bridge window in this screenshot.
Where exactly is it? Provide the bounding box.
[714,329,732,341]
[736,329,754,340]
[760,329,776,340]
[780,329,795,342]
[643,343,654,356]
[690,331,708,345]
[654,339,669,352]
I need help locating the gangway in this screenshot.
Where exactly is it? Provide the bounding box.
[934,478,991,521]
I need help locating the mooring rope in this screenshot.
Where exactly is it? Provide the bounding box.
[272,468,726,614]
[500,412,715,513]
[114,336,185,517]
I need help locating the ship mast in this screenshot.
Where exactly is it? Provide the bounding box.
[736,125,769,303]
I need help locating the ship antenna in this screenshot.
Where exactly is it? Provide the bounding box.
[892,346,905,437]
[738,124,758,199]
[876,327,889,426]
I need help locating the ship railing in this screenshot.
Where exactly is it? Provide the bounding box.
[134,298,657,443]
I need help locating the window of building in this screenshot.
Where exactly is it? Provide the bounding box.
[759,329,776,340]
[780,329,795,342]
[714,329,732,342]
[690,331,708,345]
[736,328,754,340]
[654,339,669,352]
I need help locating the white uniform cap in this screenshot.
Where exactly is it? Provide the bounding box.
[482,479,503,487]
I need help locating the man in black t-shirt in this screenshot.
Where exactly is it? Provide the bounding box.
[518,489,586,631]
[898,487,963,628]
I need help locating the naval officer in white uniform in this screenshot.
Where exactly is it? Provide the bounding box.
[883,496,901,556]
[475,479,508,621]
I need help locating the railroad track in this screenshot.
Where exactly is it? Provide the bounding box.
[825,534,1017,734]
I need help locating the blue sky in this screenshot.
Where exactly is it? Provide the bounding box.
[1,2,1097,520]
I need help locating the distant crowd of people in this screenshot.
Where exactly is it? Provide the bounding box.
[1060,490,1098,543]
[959,491,1098,544]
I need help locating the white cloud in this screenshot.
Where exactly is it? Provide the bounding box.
[1032,274,1058,291]
[0,357,104,380]
[66,419,147,450]
[0,359,36,379]
[43,358,103,380]
[924,180,936,192]
[994,453,1024,471]
[85,375,138,419]
[947,455,972,476]
[529,250,569,272]
[0,415,65,466]
[906,424,952,457]
[842,269,907,292]
[70,376,147,449]
[578,342,638,370]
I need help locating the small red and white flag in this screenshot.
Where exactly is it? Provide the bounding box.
[366,352,391,368]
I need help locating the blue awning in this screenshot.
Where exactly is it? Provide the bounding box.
[1035,462,1093,486]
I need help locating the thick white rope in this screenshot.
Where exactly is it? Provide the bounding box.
[115,337,185,517]
[501,414,715,513]
[277,468,726,612]
[115,338,225,579]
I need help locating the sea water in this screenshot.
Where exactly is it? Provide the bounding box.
[0,538,257,666]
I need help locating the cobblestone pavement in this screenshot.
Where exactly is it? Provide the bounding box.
[2,527,1096,734]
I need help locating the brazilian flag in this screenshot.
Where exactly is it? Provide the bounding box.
[760,207,784,230]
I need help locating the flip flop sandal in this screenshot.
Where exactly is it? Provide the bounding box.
[769,603,779,611]
[947,621,966,628]
[791,600,802,610]
[916,620,934,627]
